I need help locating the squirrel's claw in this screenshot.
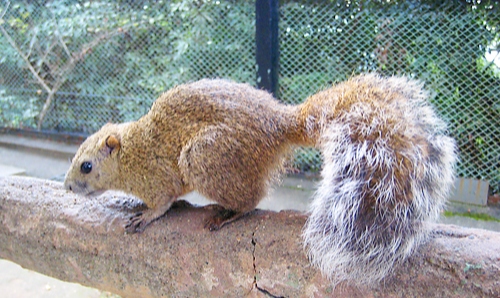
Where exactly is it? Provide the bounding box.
[124,200,175,233]
[204,218,222,231]
[204,209,246,231]
[125,212,149,233]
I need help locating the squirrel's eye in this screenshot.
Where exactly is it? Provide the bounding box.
[80,162,92,174]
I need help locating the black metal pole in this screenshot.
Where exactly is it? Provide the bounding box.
[255,0,279,97]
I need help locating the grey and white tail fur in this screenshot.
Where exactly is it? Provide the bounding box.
[302,74,457,286]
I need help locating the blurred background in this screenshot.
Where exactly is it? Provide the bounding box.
[0,0,498,193]
[0,1,499,296]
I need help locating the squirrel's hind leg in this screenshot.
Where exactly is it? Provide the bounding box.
[180,125,270,230]
[203,206,247,231]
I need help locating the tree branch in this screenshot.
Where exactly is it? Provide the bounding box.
[35,28,124,129]
[1,1,126,129]
[0,176,499,297]
[0,1,10,20]
[50,10,72,61]
[0,25,52,94]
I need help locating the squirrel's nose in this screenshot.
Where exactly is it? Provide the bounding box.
[63,180,72,192]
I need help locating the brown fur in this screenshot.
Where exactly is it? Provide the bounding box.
[64,75,456,285]
[65,79,300,232]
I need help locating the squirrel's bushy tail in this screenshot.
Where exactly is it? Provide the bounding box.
[301,74,457,286]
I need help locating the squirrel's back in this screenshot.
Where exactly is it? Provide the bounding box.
[142,79,300,151]
[301,74,457,285]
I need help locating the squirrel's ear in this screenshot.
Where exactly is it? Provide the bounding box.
[105,135,121,154]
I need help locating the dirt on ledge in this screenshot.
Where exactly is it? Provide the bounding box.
[0,176,499,297]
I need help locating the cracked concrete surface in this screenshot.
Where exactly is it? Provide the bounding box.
[1,176,499,297]
[1,134,500,297]
[251,230,284,298]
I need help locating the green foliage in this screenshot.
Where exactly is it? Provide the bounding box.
[0,0,499,192]
[0,0,255,131]
[0,88,39,128]
[278,0,500,193]
[280,72,332,104]
[443,210,500,223]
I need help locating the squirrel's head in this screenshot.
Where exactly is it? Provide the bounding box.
[64,123,122,197]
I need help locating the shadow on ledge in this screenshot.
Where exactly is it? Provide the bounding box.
[0,176,499,297]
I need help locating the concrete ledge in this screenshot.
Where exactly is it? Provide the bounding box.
[0,128,87,145]
[0,164,25,177]
[0,133,80,160]
[0,176,499,297]
[451,178,489,206]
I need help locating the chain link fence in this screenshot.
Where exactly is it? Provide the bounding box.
[279,1,500,194]
[0,0,256,131]
[0,0,499,193]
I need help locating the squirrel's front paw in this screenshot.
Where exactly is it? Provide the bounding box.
[124,203,172,233]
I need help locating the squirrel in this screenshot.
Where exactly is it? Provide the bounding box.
[64,74,457,286]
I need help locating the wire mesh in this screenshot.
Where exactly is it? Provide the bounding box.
[279,0,500,194]
[0,0,498,193]
[0,0,255,132]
